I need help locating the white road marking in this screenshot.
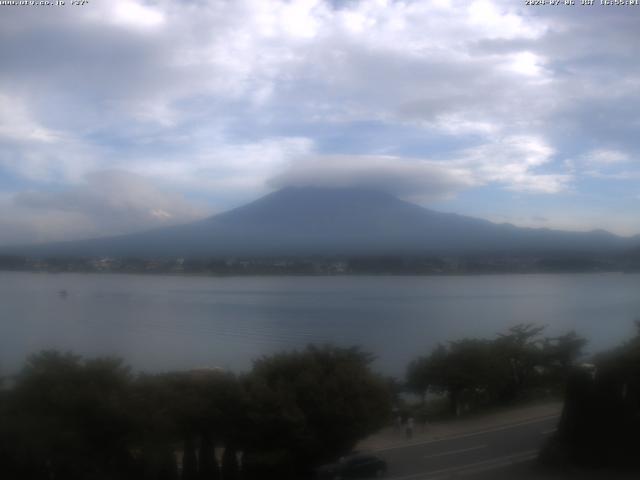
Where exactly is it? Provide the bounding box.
[422,444,487,460]
[386,449,538,480]
[433,450,539,479]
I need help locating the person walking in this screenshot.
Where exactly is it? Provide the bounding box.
[406,416,414,440]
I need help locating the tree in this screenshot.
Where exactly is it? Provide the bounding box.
[494,323,546,401]
[406,344,447,404]
[131,368,244,480]
[5,351,136,480]
[544,323,640,470]
[441,339,508,414]
[244,345,392,477]
[406,324,585,416]
[540,331,588,390]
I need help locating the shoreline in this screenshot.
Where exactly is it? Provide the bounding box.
[0,268,634,277]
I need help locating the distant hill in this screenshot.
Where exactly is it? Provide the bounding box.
[5,187,639,258]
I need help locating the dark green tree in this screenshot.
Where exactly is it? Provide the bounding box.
[543,323,639,470]
[540,331,588,390]
[5,351,136,480]
[406,344,448,404]
[406,324,585,416]
[244,345,392,477]
[131,368,244,480]
[494,323,546,400]
[198,432,219,480]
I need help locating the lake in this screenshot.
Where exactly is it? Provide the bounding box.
[1,271,639,377]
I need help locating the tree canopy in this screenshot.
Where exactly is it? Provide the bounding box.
[244,345,391,477]
[406,324,587,415]
[0,345,392,480]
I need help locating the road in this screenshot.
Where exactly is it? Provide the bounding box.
[376,414,559,480]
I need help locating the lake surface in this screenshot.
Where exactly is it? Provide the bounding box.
[1,271,639,377]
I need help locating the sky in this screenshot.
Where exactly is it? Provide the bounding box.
[1,0,640,245]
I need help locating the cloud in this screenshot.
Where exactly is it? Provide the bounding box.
[457,135,571,194]
[126,137,314,193]
[0,0,552,134]
[1,0,640,241]
[0,1,563,183]
[0,94,61,144]
[107,0,166,30]
[269,154,476,201]
[564,148,637,181]
[270,134,571,202]
[581,149,630,166]
[1,170,208,245]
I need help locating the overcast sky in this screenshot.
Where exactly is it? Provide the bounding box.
[1,0,640,245]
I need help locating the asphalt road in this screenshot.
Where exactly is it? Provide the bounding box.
[376,415,559,480]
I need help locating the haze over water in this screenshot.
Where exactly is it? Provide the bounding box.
[1,271,638,377]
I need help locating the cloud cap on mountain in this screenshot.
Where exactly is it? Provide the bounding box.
[268,155,476,202]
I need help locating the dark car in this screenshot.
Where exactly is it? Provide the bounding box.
[316,453,387,479]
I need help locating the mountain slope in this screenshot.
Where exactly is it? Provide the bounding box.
[7,187,637,258]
